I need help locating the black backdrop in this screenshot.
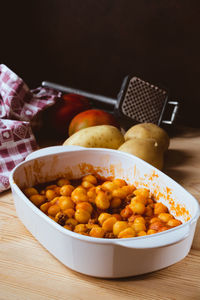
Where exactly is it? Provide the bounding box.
[1,0,200,127]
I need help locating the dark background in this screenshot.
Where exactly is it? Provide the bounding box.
[1,0,200,127]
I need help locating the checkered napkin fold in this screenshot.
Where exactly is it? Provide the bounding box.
[0,64,61,192]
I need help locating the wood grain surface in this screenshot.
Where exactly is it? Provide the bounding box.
[0,127,200,300]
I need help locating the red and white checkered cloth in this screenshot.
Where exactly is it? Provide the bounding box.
[0,64,61,192]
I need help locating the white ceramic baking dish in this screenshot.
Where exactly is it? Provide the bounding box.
[9,145,200,278]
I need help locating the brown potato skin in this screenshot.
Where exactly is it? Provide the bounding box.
[118,137,164,170]
[124,123,170,152]
[63,125,125,149]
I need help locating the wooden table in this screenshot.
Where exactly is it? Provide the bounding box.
[1,126,200,300]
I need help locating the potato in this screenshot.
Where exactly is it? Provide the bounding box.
[118,138,164,170]
[63,125,125,149]
[124,123,170,152]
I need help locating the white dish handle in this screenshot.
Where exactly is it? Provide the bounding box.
[115,224,191,249]
[25,145,84,161]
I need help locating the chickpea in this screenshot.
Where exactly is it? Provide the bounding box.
[75,209,91,223]
[55,212,67,224]
[58,196,74,210]
[98,213,111,225]
[113,221,128,236]
[101,181,117,192]
[95,191,110,210]
[102,216,117,232]
[63,208,75,218]
[167,219,182,227]
[87,187,96,204]
[60,185,74,196]
[46,189,57,201]
[40,202,51,213]
[127,185,136,194]
[147,229,157,235]
[46,184,57,190]
[112,214,122,221]
[94,185,100,193]
[133,188,149,198]
[133,216,145,224]
[57,178,70,187]
[148,203,155,210]
[118,227,136,238]
[48,204,61,216]
[76,202,93,214]
[105,191,112,201]
[149,217,161,224]
[145,205,153,217]
[112,179,127,188]
[34,175,183,240]
[154,202,168,215]
[30,194,46,206]
[120,206,133,219]
[131,195,147,205]
[149,221,164,231]
[89,226,105,238]
[112,188,127,199]
[88,217,96,224]
[74,224,88,233]
[137,231,147,237]
[86,224,99,230]
[158,226,169,232]
[24,187,38,198]
[82,174,97,185]
[54,186,61,195]
[131,222,146,233]
[64,224,73,231]
[128,214,142,223]
[65,218,78,227]
[147,198,154,205]
[129,202,146,215]
[50,197,60,205]
[121,185,133,196]
[110,197,121,208]
[158,213,173,223]
[71,187,88,204]
[73,186,86,194]
[82,181,94,189]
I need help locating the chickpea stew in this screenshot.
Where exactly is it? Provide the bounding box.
[23,175,182,239]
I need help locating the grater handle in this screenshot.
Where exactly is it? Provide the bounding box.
[42,81,116,106]
[162,101,179,125]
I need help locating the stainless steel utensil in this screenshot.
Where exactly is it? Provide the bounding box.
[42,76,179,127]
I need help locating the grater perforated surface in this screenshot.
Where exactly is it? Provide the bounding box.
[121,77,167,124]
